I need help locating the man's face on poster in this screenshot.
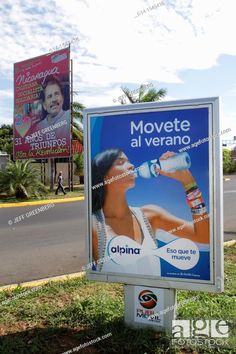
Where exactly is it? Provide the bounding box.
[43,83,64,117]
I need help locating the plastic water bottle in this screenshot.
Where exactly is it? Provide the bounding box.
[136,152,191,178]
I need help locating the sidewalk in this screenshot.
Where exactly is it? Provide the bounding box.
[0,196,85,208]
[0,185,85,208]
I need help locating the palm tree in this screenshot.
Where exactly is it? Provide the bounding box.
[52,102,85,189]
[0,160,48,199]
[119,84,167,104]
[71,102,85,185]
[72,102,84,144]
[73,152,84,184]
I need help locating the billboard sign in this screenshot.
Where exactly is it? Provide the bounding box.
[13,47,71,159]
[84,97,223,292]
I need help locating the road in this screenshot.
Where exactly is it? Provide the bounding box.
[0,201,86,286]
[0,176,235,286]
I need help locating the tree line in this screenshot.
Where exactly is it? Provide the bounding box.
[1,84,234,199]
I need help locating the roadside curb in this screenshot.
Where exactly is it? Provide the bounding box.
[224,239,236,247]
[0,196,84,208]
[0,272,85,292]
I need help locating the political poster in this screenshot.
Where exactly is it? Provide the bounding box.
[13,47,71,159]
[85,98,223,292]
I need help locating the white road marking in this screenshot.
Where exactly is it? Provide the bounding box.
[224,190,236,193]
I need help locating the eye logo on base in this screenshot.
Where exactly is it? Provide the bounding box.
[138,290,158,309]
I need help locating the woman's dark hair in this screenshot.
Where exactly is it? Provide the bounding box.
[92,148,122,213]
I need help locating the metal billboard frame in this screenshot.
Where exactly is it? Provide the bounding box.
[84,97,223,293]
[13,47,71,160]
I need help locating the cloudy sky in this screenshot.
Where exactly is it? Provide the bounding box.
[0,0,235,141]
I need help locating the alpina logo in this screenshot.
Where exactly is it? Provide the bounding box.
[110,245,141,255]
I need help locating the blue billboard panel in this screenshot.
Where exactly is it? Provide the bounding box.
[85,98,223,292]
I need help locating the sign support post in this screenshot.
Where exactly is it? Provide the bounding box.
[50,157,54,191]
[70,55,73,191]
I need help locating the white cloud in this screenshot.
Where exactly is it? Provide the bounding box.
[221,112,236,139]
[1,0,236,84]
[55,0,236,85]
[0,90,13,99]
[229,87,236,96]
[0,0,236,127]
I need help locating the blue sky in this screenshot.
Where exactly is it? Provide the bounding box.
[0,0,235,142]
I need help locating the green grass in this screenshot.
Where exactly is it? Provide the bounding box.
[0,246,235,354]
[0,185,84,204]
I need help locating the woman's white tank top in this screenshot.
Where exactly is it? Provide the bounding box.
[93,207,161,276]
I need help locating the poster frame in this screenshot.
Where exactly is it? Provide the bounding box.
[13,47,72,160]
[84,97,223,293]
